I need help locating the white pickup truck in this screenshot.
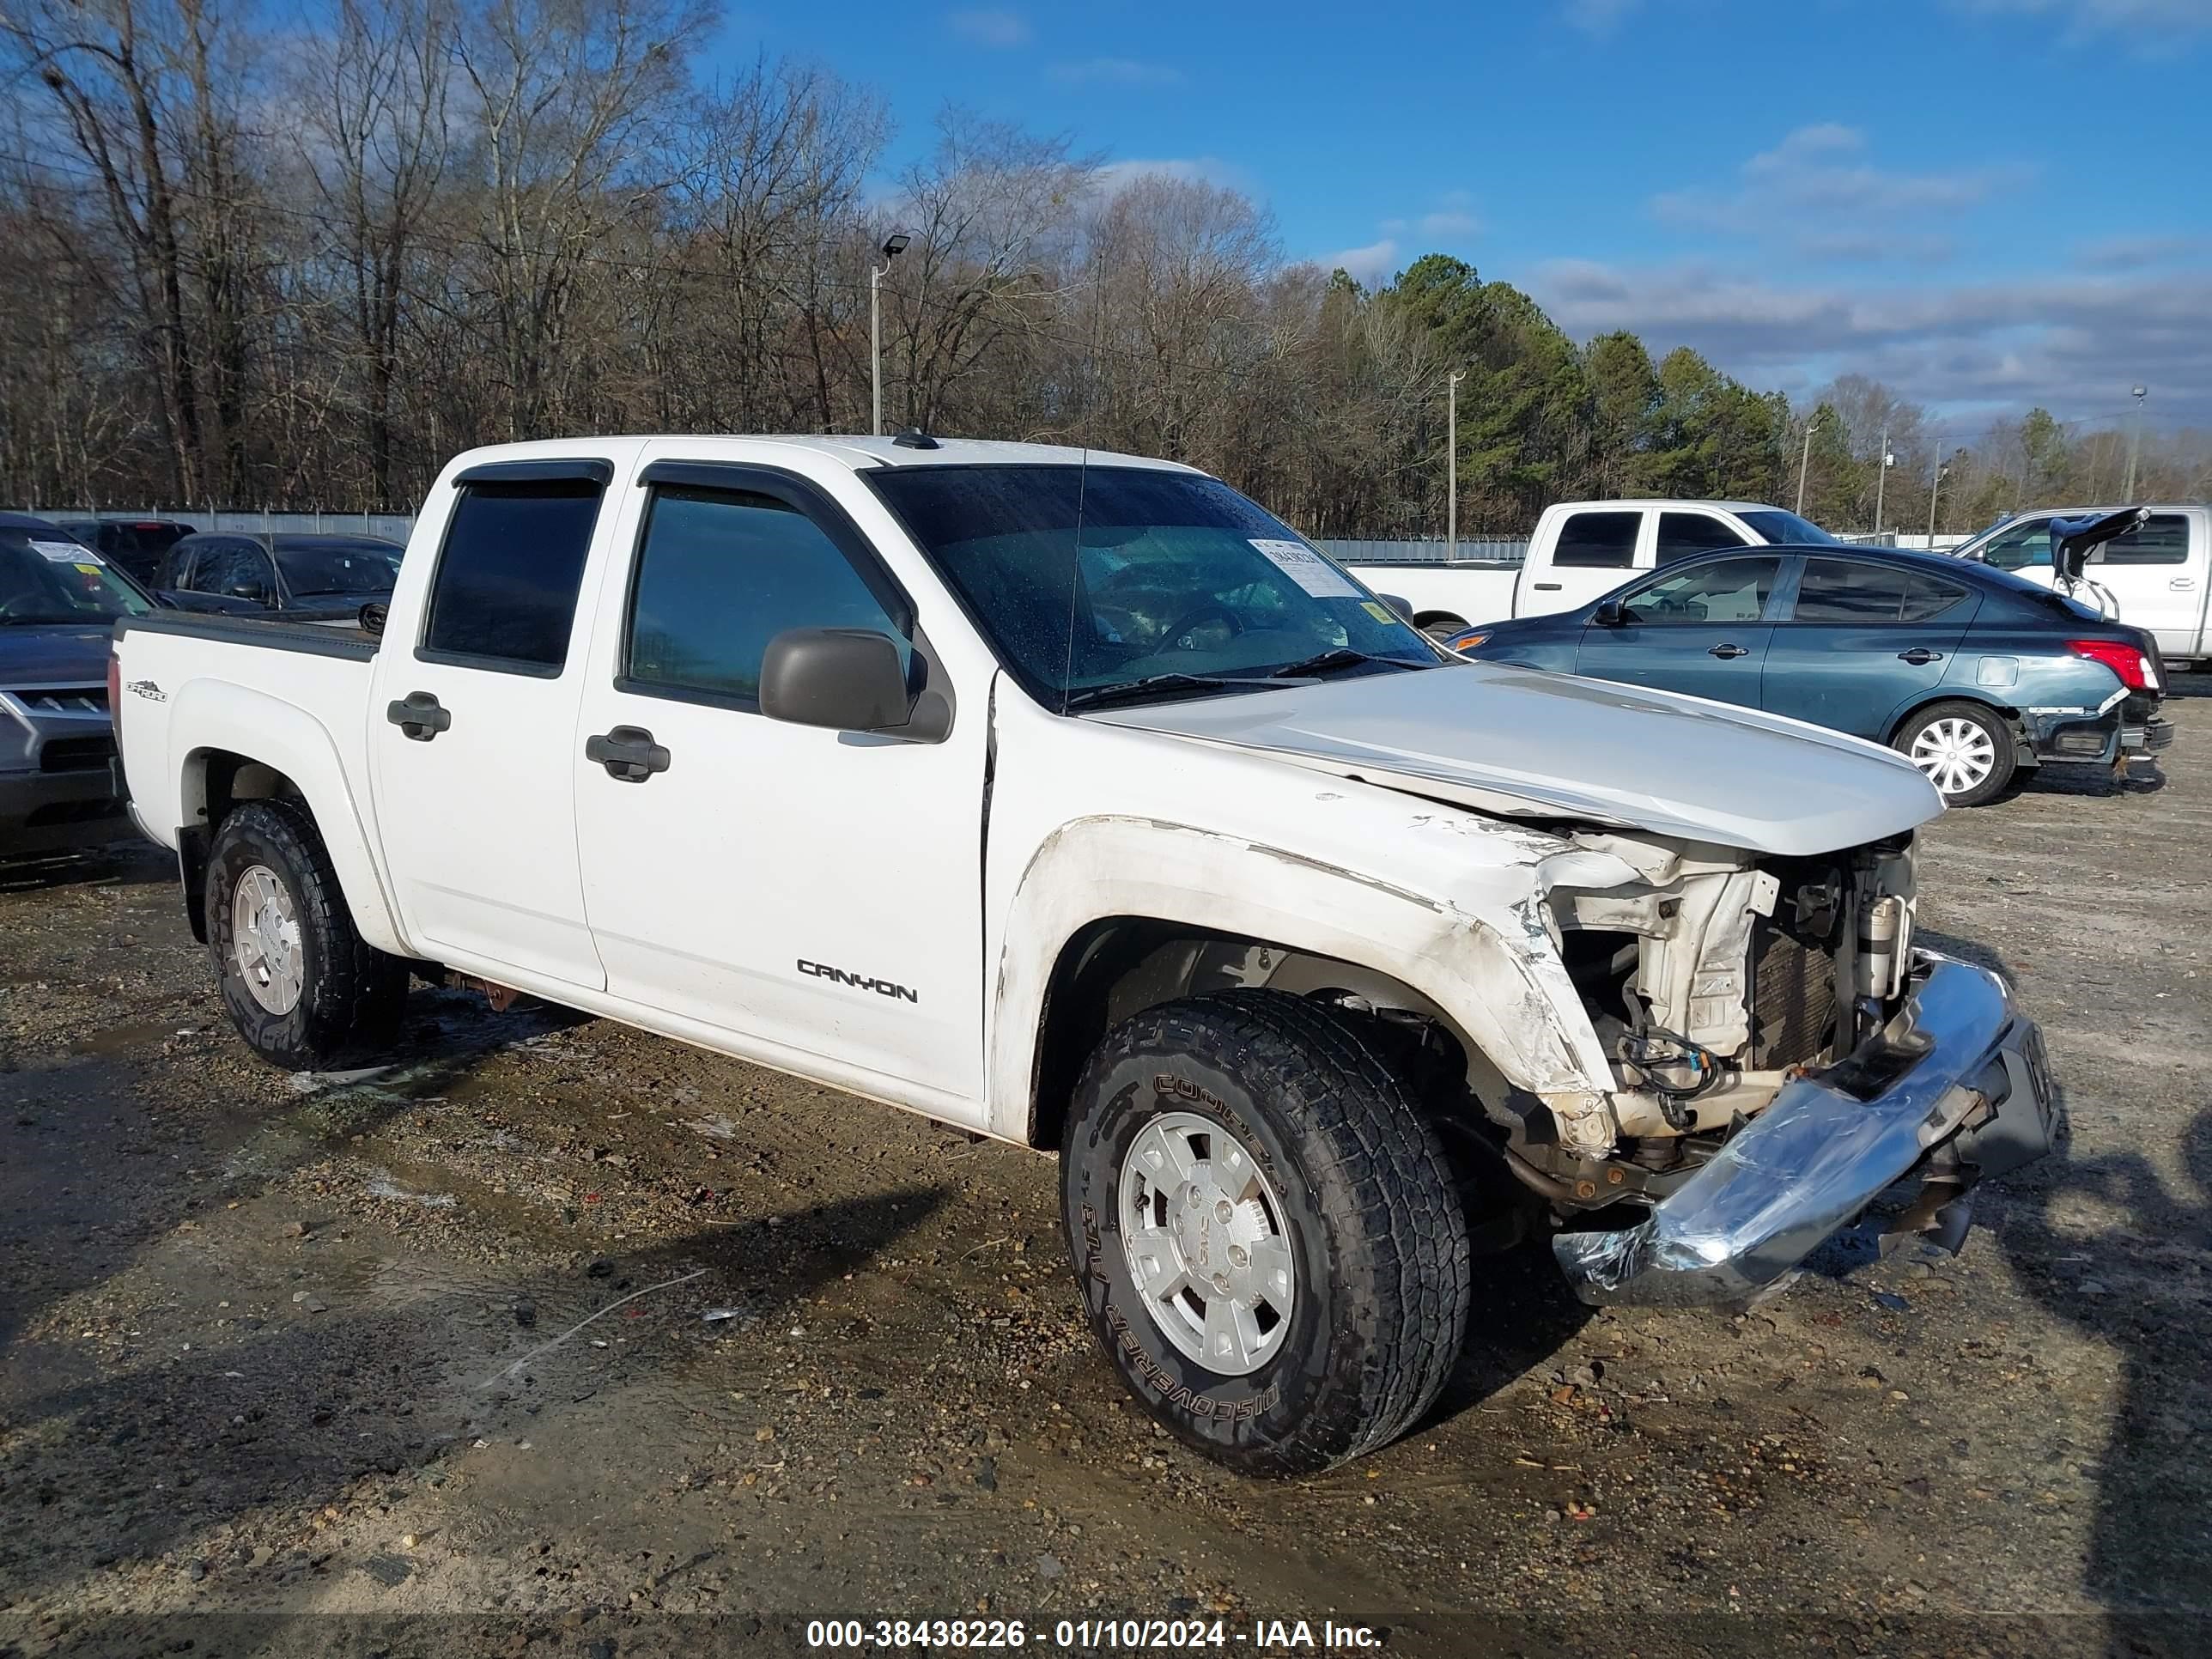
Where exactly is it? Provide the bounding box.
[110,436,2055,1474]
[1347,499,1842,641]
[1948,504,2210,670]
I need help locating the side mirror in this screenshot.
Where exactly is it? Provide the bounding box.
[1376,592,1415,623]
[358,601,388,637]
[761,627,925,736]
[224,580,270,605]
[1592,599,1626,627]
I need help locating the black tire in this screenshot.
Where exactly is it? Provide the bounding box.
[1418,614,1468,645]
[205,799,408,1069]
[1891,699,2017,808]
[1060,989,1471,1475]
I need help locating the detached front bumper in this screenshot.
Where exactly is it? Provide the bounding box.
[1553,951,2057,1307]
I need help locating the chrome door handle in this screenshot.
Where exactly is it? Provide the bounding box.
[1708,643,1749,659]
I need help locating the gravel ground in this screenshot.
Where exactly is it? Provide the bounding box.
[3,689,2208,1659]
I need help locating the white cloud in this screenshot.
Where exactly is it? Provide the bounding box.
[1324,239,1402,286]
[1532,257,2212,425]
[945,8,1030,47]
[1652,125,2026,259]
[1565,0,1642,36]
[1419,208,1480,238]
[1050,57,1183,86]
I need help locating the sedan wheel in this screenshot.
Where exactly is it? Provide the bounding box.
[1896,701,2016,808]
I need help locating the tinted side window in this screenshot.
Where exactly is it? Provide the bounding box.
[2094,514,2191,566]
[422,482,604,671]
[1620,556,1780,623]
[158,542,198,588]
[194,539,276,602]
[1656,512,1750,563]
[1899,572,1972,623]
[1552,510,1641,568]
[624,487,910,705]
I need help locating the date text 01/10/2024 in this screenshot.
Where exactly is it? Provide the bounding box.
[803,1618,1382,1650]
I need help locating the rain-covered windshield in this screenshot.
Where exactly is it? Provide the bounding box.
[867,465,1437,708]
[0,529,155,624]
[276,538,401,596]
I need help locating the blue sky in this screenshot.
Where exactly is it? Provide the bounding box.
[726,0,2212,432]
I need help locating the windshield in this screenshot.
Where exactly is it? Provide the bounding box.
[1738,508,1841,544]
[0,531,155,624]
[868,465,1437,708]
[276,539,401,595]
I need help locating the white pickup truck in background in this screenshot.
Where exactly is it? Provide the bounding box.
[1948,504,2210,671]
[109,436,2054,1475]
[1346,499,1842,641]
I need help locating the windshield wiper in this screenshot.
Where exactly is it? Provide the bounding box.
[1266,647,1424,679]
[1063,672,1281,711]
[0,614,108,627]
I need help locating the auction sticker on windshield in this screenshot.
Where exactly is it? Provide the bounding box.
[1250,538,1361,599]
[32,540,104,565]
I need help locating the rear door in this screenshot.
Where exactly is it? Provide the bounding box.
[1572,553,1784,706]
[368,459,617,989]
[1521,507,1643,618]
[1759,556,1977,739]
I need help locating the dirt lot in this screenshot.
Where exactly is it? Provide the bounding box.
[3,692,2209,1659]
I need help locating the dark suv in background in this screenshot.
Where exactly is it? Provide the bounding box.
[1,513,158,859]
[49,517,198,586]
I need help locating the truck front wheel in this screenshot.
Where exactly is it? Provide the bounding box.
[205,800,408,1070]
[1060,990,1471,1474]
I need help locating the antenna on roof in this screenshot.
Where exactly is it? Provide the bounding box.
[890,426,939,450]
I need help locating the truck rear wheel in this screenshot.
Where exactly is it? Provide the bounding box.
[1060,989,1471,1474]
[205,799,408,1070]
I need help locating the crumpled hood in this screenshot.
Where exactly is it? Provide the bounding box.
[1085,661,1943,856]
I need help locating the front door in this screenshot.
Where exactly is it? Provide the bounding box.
[368,462,616,989]
[1573,554,1784,708]
[1760,556,1976,739]
[570,460,986,1106]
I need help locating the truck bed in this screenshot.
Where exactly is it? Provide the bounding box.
[112,612,384,866]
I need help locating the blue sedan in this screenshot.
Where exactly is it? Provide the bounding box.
[1443,543,2172,806]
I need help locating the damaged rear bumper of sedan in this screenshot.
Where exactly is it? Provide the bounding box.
[1553,951,2057,1307]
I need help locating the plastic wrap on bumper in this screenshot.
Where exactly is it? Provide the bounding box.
[1553,951,2054,1307]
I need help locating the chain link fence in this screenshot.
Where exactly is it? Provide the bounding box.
[12,507,416,543]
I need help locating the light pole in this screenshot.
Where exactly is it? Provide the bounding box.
[1795,413,1821,516]
[1926,451,1947,549]
[870,231,911,437]
[1445,368,1467,556]
[2123,383,2147,499]
[1873,423,1893,538]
